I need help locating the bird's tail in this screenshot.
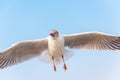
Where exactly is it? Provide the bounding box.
[39,49,74,65]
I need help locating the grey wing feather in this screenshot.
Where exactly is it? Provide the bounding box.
[0,39,48,69]
[64,32,120,50]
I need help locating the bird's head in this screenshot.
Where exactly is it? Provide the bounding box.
[50,30,59,39]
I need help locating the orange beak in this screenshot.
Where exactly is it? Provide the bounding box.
[50,33,55,37]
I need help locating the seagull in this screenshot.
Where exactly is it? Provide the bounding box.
[0,30,120,71]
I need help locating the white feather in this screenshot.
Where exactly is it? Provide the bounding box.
[39,49,74,64]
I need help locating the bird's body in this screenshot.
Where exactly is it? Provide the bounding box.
[0,30,120,71]
[48,34,64,58]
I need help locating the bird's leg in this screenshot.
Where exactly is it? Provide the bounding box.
[52,56,56,72]
[62,54,67,70]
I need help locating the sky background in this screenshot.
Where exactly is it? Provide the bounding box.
[0,0,120,80]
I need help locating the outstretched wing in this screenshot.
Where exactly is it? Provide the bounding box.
[0,39,48,69]
[64,32,120,50]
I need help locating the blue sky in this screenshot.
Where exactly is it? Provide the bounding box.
[0,0,120,80]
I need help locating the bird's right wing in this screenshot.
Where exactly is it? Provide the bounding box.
[0,38,48,69]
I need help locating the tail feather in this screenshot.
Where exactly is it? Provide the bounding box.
[39,49,74,65]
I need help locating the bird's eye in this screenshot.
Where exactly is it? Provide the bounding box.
[55,31,58,34]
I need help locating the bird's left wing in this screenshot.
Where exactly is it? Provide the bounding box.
[64,32,120,50]
[0,38,48,69]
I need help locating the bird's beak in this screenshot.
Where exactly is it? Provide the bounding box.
[50,33,55,37]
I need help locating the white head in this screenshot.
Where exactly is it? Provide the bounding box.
[50,30,59,39]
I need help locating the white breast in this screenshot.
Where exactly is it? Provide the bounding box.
[48,35,64,57]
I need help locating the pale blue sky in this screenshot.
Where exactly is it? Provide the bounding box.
[0,0,120,80]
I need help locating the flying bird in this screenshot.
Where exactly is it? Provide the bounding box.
[0,30,120,71]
